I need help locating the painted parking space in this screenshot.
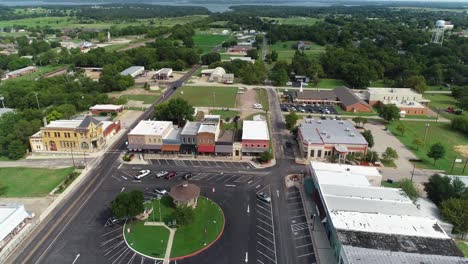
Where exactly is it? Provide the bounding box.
[286,187,316,264]
[147,159,254,169]
[254,185,277,264]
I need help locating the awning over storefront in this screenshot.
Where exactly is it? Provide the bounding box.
[161,145,181,152]
[215,144,233,153]
[127,144,162,151]
[198,145,215,153]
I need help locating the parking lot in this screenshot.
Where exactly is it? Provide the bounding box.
[254,185,278,264]
[148,159,255,170]
[280,103,339,116]
[286,187,316,264]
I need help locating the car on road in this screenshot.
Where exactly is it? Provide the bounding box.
[134,170,151,180]
[182,172,193,180]
[155,171,168,178]
[253,103,263,109]
[256,192,271,203]
[165,171,177,179]
[154,188,168,196]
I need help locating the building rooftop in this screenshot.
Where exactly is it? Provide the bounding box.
[217,130,234,143]
[7,66,36,75]
[334,87,371,108]
[388,100,426,109]
[367,87,421,95]
[120,66,144,76]
[89,104,123,111]
[0,203,30,242]
[45,120,83,129]
[296,90,337,100]
[198,123,218,134]
[155,68,172,75]
[242,120,269,141]
[170,182,200,202]
[343,246,467,264]
[128,121,173,136]
[181,121,201,136]
[299,119,368,145]
[0,108,14,117]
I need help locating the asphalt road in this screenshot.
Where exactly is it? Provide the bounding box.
[6,83,316,264]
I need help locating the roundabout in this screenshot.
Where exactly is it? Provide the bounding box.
[123,195,225,261]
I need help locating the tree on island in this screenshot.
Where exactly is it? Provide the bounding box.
[173,206,195,226]
[110,190,145,220]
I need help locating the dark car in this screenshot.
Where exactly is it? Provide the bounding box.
[165,171,177,179]
[183,173,193,180]
[256,192,271,203]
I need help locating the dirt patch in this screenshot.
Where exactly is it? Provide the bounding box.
[0,197,55,217]
[236,88,264,119]
[108,88,160,99]
[454,145,468,158]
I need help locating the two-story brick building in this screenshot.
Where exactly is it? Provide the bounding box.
[127,121,173,152]
[242,120,270,155]
[197,115,221,154]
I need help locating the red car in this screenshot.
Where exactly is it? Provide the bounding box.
[165,172,177,179]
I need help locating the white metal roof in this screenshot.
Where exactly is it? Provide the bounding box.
[7,66,36,75]
[120,66,144,76]
[367,87,420,95]
[311,162,380,187]
[198,123,217,134]
[242,120,269,141]
[45,120,82,129]
[89,104,123,111]
[128,121,173,136]
[0,204,30,242]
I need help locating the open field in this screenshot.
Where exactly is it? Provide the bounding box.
[424,93,468,120]
[171,197,224,258]
[456,241,468,258]
[209,109,239,120]
[313,78,346,89]
[0,167,74,197]
[175,86,238,108]
[388,121,468,174]
[193,34,232,54]
[124,221,170,258]
[262,16,322,25]
[269,41,325,62]
[121,94,160,104]
[0,15,208,30]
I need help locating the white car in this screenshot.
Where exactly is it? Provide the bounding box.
[154,188,168,196]
[134,170,151,180]
[286,81,292,86]
[155,171,168,178]
[253,103,263,109]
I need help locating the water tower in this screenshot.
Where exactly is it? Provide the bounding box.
[431,20,445,45]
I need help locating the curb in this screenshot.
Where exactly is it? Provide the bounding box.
[122,220,166,261]
[169,198,226,261]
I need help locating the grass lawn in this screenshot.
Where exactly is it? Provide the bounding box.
[334,106,378,117]
[193,34,231,54]
[402,115,438,120]
[312,78,346,89]
[171,197,224,258]
[269,41,324,63]
[255,88,270,111]
[0,167,74,197]
[121,94,160,104]
[209,110,239,120]
[174,86,238,108]
[124,221,170,258]
[388,121,468,174]
[381,181,400,188]
[456,241,468,258]
[381,159,397,168]
[424,93,468,120]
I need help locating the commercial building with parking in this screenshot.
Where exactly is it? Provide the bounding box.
[364,87,430,116]
[297,119,368,161]
[307,161,465,264]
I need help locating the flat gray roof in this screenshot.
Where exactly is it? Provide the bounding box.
[299,119,367,145]
[181,121,201,136]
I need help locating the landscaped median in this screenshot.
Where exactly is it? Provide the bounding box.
[123,196,225,260]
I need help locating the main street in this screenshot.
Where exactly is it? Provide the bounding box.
[5,73,315,264]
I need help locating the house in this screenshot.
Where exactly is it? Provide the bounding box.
[297,119,368,161]
[5,66,37,79]
[222,73,234,84]
[296,41,312,50]
[308,161,465,264]
[29,116,105,153]
[242,120,270,154]
[0,204,33,251]
[208,67,226,82]
[227,45,254,54]
[180,121,201,154]
[364,87,429,106]
[89,104,123,115]
[334,87,372,112]
[127,121,173,152]
[154,68,173,80]
[169,182,200,208]
[230,57,255,63]
[120,66,145,78]
[197,115,221,154]
[294,90,338,104]
[294,75,310,83]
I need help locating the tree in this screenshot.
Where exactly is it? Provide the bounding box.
[404,75,427,94]
[270,50,278,62]
[423,174,468,206]
[396,123,406,135]
[364,150,379,163]
[427,142,446,165]
[378,104,400,123]
[440,198,468,239]
[154,98,195,126]
[110,190,145,219]
[412,138,423,151]
[46,110,64,122]
[352,117,363,127]
[381,147,398,162]
[285,111,299,130]
[173,206,195,226]
[399,179,419,201]
[258,151,273,163]
[361,130,374,148]
[201,52,221,65]
[246,49,259,60]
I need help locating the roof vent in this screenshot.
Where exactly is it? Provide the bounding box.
[345,127,350,131]
[350,133,355,137]
[339,121,344,124]
[346,168,350,171]
[321,130,327,135]
[317,120,321,124]
[182,181,188,187]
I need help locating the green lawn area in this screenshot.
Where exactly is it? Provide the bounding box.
[3,64,69,83]
[262,16,322,26]
[121,94,160,104]
[381,181,400,188]
[388,121,468,174]
[124,221,170,258]
[424,93,468,120]
[174,86,238,108]
[209,109,239,120]
[171,197,224,258]
[0,167,75,197]
[193,34,231,54]
[381,159,397,168]
[312,78,346,89]
[255,88,270,111]
[456,241,468,258]
[334,106,378,117]
[402,115,438,120]
[269,41,325,63]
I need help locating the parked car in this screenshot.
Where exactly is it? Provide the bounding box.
[183,173,193,180]
[134,170,151,180]
[165,171,177,179]
[256,192,271,203]
[155,171,168,178]
[154,188,168,196]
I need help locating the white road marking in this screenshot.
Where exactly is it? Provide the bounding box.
[111,176,122,182]
[120,187,125,192]
[247,205,250,213]
[117,164,122,169]
[256,225,273,236]
[294,235,309,240]
[255,185,261,189]
[256,250,276,263]
[101,228,123,237]
[256,210,272,220]
[103,241,124,255]
[276,190,279,198]
[72,254,80,264]
[256,217,272,227]
[225,184,236,187]
[296,243,313,248]
[256,232,274,244]
[121,175,127,180]
[257,241,275,253]
[245,251,248,263]
[297,252,314,258]
[100,234,122,246]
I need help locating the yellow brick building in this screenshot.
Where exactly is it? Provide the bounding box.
[29,116,105,153]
